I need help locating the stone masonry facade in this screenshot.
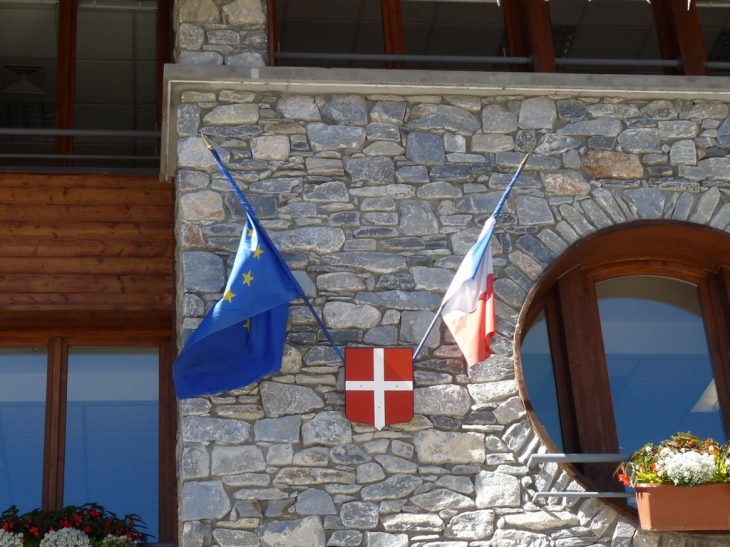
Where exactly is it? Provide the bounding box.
[173,82,730,547]
[176,0,269,66]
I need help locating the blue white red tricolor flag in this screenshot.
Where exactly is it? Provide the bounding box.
[440,216,497,366]
[415,153,529,366]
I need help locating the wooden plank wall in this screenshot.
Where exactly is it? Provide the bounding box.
[0,173,174,333]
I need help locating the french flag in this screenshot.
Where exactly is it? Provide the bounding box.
[414,153,528,366]
[441,216,497,366]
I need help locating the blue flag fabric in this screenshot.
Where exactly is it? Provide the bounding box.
[173,215,302,398]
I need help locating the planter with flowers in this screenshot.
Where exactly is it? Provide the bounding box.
[0,504,149,547]
[616,432,730,531]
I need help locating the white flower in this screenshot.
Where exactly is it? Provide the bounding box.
[39,528,91,547]
[658,450,717,486]
[102,535,137,547]
[0,529,24,547]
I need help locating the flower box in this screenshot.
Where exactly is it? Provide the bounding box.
[635,482,730,531]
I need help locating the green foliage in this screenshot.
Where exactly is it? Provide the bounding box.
[0,504,150,547]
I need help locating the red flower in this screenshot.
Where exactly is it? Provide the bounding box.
[2,523,9,531]
[125,532,132,539]
[73,514,82,526]
[30,526,40,537]
[83,526,91,534]
[128,520,135,527]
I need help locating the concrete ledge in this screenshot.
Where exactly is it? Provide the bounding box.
[161,65,730,179]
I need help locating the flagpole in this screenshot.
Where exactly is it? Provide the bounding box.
[200,135,345,364]
[412,152,531,361]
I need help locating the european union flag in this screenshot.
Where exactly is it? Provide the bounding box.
[173,215,303,398]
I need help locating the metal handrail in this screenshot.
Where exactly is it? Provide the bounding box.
[0,128,161,163]
[276,51,730,71]
[0,129,160,137]
[276,52,531,65]
[529,452,634,499]
[0,154,159,161]
[528,453,632,467]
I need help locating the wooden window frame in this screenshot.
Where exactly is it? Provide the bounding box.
[517,221,730,504]
[51,0,172,166]
[1,328,176,544]
[266,0,710,75]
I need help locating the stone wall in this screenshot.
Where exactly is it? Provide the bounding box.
[173,79,730,547]
[175,0,268,66]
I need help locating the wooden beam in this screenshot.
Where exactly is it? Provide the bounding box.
[652,0,706,76]
[0,310,172,337]
[651,0,681,75]
[556,267,619,491]
[42,336,68,509]
[0,274,173,294]
[158,337,178,544]
[0,187,172,207]
[0,293,172,310]
[157,0,175,127]
[502,0,530,72]
[0,257,171,276]
[382,0,406,69]
[523,0,556,73]
[0,205,172,223]
[667,0,707,76]
[0,240,172,259]
[267,0,279,66]
[0,173,172,192]
[0,222,173,240]
[544,290,580,455]
[54,0,78,166]
[702,268,730,441]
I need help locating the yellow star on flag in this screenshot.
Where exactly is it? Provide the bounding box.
[242,270,254,286]
[247,228,254,238]
[253,245,264,259]
[243,319,251,330]
[223,288,236,303]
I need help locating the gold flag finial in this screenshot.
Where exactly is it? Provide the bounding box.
[200,133,213,151]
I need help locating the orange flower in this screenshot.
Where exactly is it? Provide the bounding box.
[617,472,632,486]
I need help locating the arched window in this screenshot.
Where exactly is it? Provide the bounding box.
[518,221,730,494]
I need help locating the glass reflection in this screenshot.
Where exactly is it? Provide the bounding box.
[597,276,724,454]
[401,0,506,70]
[0,348,47,513]
[0,3,58,166]
[520,310,563,451]
[64,347,158,539]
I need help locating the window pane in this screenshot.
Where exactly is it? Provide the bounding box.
[402,0,506,71]
[64,347,159,539]
[0,347,47,513]
[550,0,662,75]
[74,1,158,168]
[520,310,563,451]
[700,2,730,76]
[0,3,58,167]
[278,0,386,68]
[596,276,725,453]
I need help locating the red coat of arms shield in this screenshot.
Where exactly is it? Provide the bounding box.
[345,347,414,430]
